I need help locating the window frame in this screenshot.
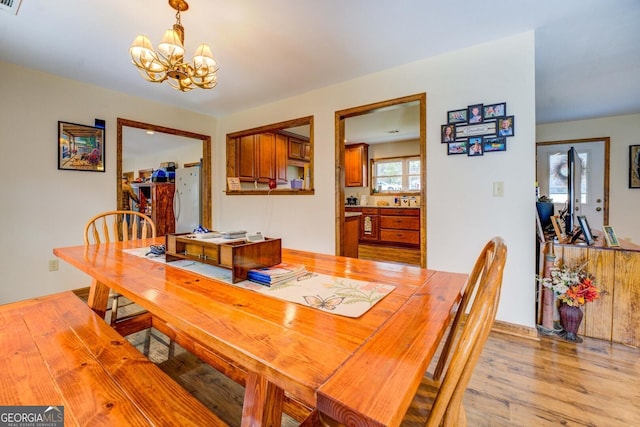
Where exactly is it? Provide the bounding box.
[370,155,421,195]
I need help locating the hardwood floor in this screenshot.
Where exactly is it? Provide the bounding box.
[127,328,639,426]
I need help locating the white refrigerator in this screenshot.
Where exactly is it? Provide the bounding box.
[173,165,201,233]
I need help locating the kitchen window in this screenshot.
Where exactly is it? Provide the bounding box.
[371,156,420,193]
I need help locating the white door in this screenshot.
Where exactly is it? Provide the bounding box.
[537,141,606,229]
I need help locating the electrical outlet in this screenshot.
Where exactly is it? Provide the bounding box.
[48,259,59,272]
[493,182,504,197]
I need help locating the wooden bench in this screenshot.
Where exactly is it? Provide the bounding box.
[0,291,225,426]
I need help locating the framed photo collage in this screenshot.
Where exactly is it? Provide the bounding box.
[441,102,514,157]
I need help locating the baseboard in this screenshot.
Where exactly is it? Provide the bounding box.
[492,319,540,341]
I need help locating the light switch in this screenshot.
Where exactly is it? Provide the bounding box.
[493,182,504,197]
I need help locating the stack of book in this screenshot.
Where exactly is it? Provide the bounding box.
[247,263,307,286]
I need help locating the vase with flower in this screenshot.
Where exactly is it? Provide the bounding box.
[537,262,600,343]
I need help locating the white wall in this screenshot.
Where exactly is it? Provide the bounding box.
[537,113,640,243]
[214,32,537,327]
[0,62,217,304]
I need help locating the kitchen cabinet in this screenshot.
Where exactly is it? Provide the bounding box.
[236,132,287,184]
[345,143,369,187]
[379,208,420,246]
[288,136,311,162]
[134,182,175,236]
[358,208,380,242]
[344,214,360,258]
[346,207,420,247]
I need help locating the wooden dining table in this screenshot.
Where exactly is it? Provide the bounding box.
[54,238,467,427]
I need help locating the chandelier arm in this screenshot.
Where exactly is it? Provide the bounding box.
[132,66,168,83]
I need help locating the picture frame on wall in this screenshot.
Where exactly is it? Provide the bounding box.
[629,145,640,188]
[441,124,456,143]
[468,104,484,124]
[468,137,483,156]
[58,121,105,172]
[447,109,467,124]
[497,116,514,137]
[483,102,506,119]
[603,225,620,247]
[483,137,506,152]
[447,141,468,155]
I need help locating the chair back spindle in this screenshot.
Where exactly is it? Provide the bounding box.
[84,210,156,245]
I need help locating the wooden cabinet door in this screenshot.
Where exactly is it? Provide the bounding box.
[345,143,368,187]
[257,132,276,182]
[344,216,360,258]
[359,208,379,241]
[237,135,257,181]
[152,183,175,236]
[275,133,288,183]
[303,142,311,161]
[288,137,304,160]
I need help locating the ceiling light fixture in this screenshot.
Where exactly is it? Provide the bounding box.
[129,0,219,92]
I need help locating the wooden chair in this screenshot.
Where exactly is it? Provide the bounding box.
[83,209,156,245]
[402,237,507,426]
[432,237,496,381]
[83,210,158,352]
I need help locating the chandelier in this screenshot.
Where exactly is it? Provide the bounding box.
[129,0,219,92]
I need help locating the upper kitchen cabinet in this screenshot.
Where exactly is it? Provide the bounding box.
[235,132,287,184]
[345,143,369,187]
[226,116,314,195]
[287,134,311,163]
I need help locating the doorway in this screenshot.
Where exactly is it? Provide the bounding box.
[536,137,610,229]
[335,93,427,267]
[116,118,212,229]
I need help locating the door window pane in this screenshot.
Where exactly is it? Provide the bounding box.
[548,152,588,204]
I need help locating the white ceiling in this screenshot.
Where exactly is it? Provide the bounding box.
[1,0,639,125]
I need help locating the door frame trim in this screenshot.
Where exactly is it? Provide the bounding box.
[536,137,610,225]
[335,93,427,267]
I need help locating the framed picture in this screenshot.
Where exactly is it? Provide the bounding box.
[629,145,640,188]
[483,102,506,119]
[468,137,483,157]
[58,121,105,172]
[577,215,595,245]
[441,124,456,143]
[467,104,484,124]
[483,137,506,152]
[447,109,467,124]
[551,215,567,243]
[603,225,620,247]
[447,141,468,155]
[497,116,514,137]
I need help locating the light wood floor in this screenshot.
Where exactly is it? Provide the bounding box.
[127,328,639,426]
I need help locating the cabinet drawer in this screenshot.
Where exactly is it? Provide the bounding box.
[380,229,420,245]
[380,208,419,216]
[380,216,420,230]
[360,207,379,215]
